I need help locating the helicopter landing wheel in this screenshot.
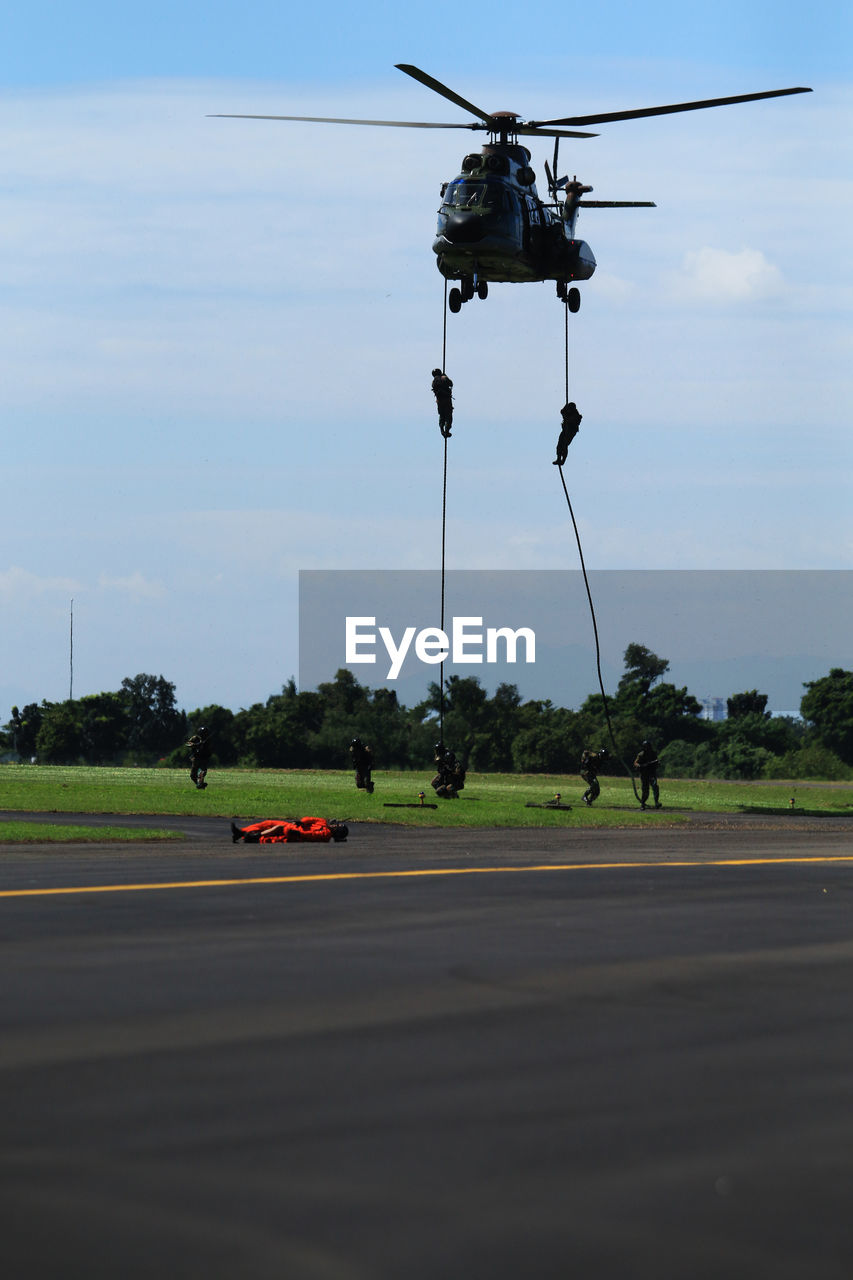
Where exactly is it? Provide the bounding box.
[556,280,567,301]
[460,278,475,303]
[448,287,463,314]
[476,280,488,300]
[568,287,581,313]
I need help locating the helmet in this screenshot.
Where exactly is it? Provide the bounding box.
[432,368,442,377]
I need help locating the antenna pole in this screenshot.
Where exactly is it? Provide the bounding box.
[69,599,74,701]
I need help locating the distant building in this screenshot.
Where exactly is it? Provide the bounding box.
[702,697,726,722]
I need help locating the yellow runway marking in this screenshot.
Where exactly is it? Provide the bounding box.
[2,855,853,898]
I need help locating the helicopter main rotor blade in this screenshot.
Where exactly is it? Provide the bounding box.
[209,113,481,129]
[395,63,495,125]
[209,111,598,138]
[533,85,812,128]
[579,200,657,207]
[516,124,597,139]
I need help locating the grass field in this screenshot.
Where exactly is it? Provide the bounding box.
[0,821,184,844]
[1,764,851,830]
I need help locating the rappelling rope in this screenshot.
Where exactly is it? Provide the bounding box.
[564,292,569,402]
[438,276,449,744]
[556,299,641,804]
[442,274,448,380]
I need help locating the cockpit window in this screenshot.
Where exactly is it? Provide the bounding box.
[442,180,506,211]
[443,180,483,208]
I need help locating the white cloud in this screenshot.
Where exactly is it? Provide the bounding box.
[586,271,636,303]
[0,566,80,598]
[674,246,785,302]
[97,572,166,599]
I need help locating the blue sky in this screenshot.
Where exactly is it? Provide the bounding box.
[0,0,849,716]
[1,1,849,84]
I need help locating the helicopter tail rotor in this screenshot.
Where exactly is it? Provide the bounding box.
[550,139,559,198]
[545,141,569,202]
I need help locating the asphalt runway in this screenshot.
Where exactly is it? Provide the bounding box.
[2,816,853,1278]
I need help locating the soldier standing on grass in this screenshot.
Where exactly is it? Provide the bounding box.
[580,746,607,806]
[186,726,212,790]
[350,737,375,794]
[633,740,661,810]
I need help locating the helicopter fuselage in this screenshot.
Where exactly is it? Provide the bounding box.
[434,144,595,286]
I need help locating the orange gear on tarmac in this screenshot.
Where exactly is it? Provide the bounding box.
[231,817,348,844]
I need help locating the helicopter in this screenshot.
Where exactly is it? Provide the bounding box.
[212,65,811,314]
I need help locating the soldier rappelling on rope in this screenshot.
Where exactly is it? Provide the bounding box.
[553,401,582,465]
[431,368,454,438]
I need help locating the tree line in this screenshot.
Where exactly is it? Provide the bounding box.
[2,646,852,781]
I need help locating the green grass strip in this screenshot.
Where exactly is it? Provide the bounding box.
[0,765,850,828]
[0,821,185,844]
